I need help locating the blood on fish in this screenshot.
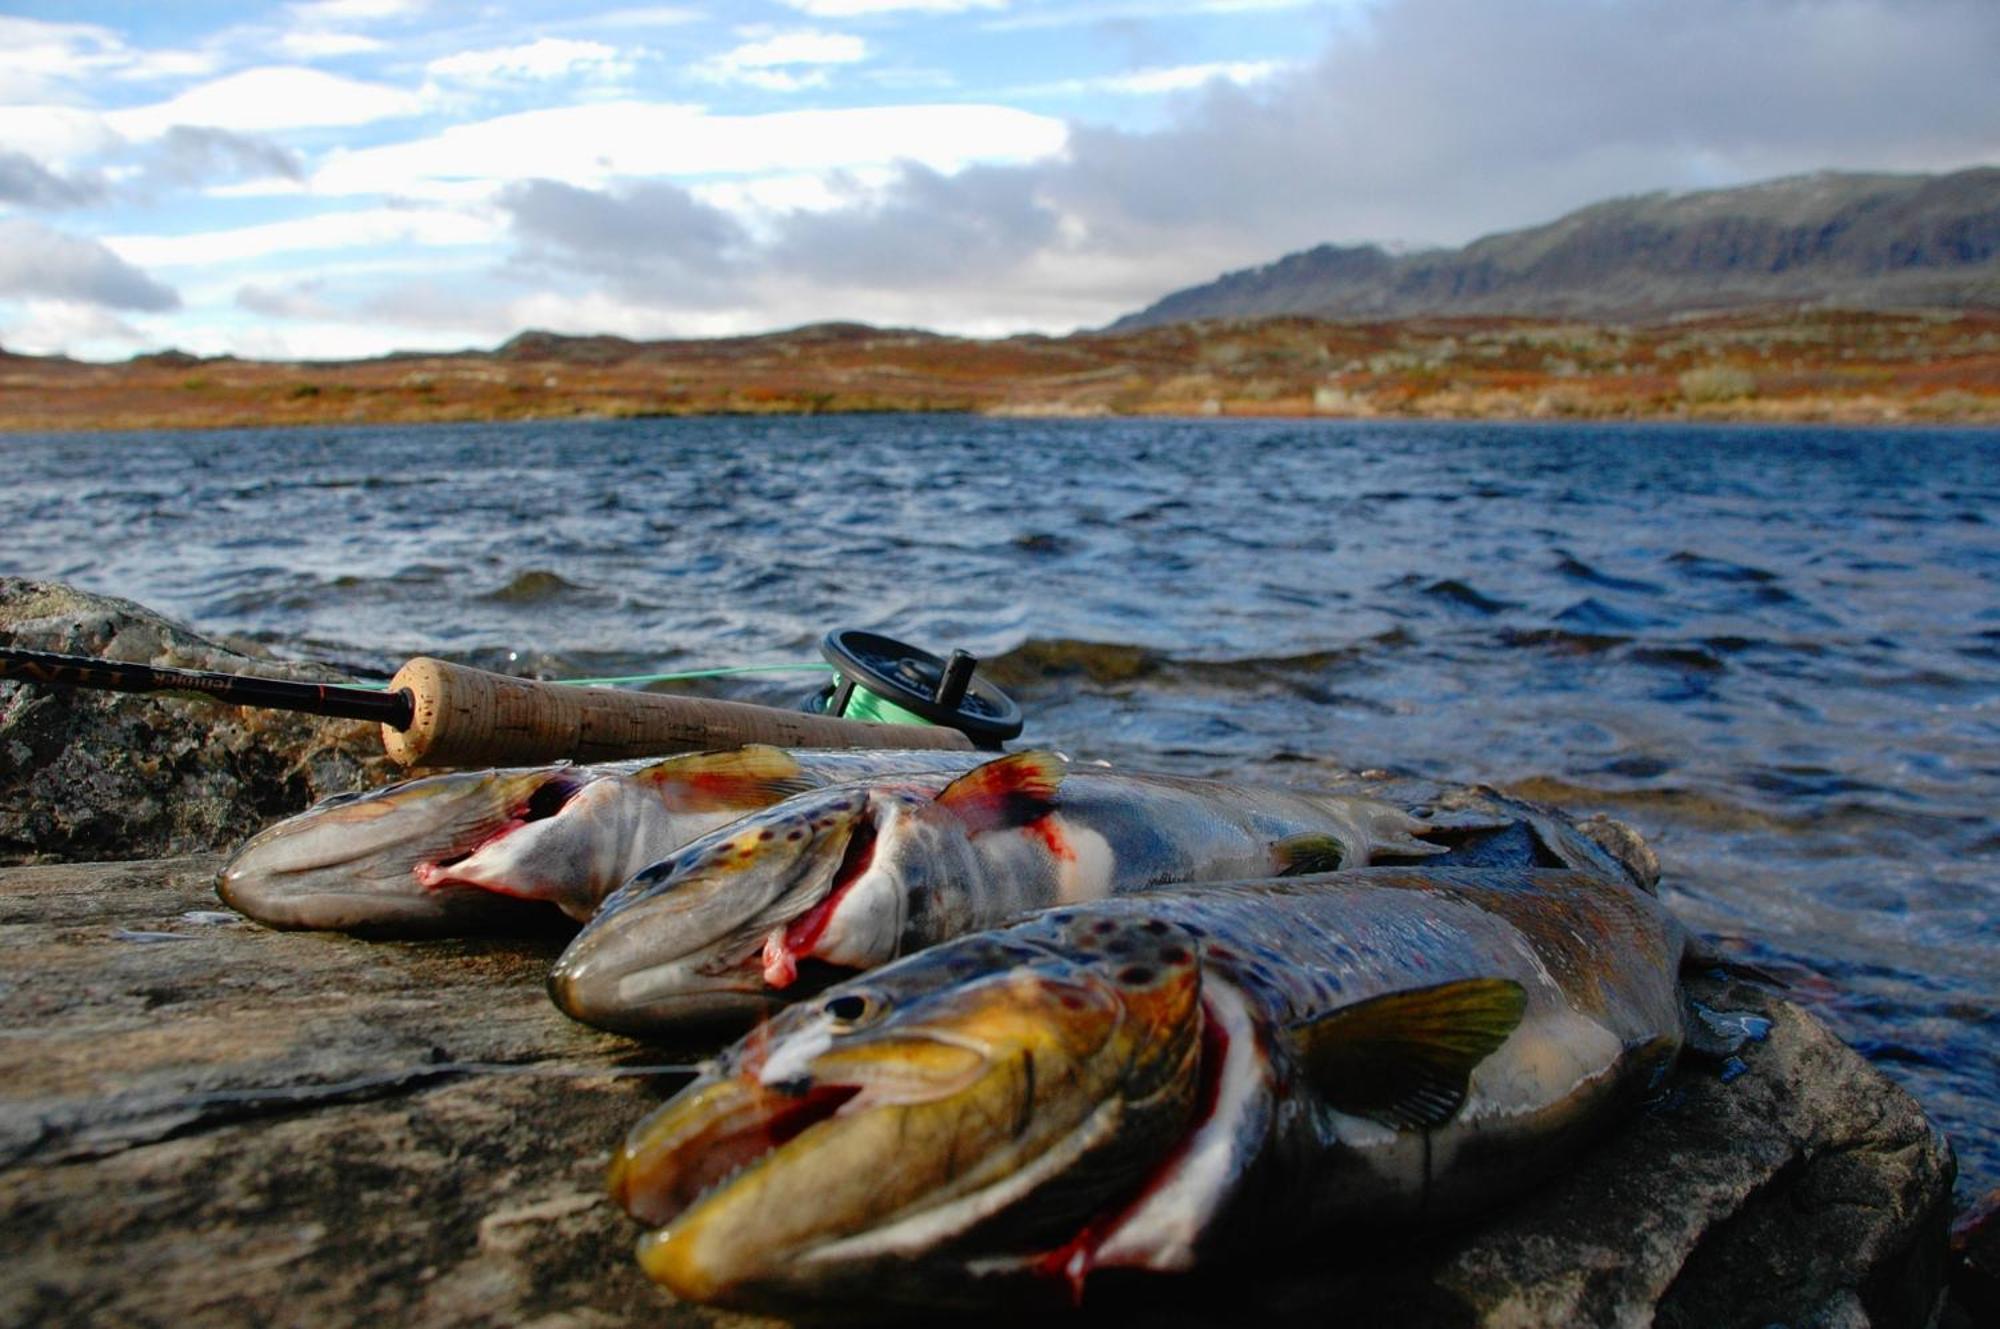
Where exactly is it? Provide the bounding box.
[1029,999,1229,1301]
[764,816,878,987]
[1030,815,1076,863]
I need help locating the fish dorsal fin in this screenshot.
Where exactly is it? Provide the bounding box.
[1290,978,1526,1130]
[934,751,1066,834]
[1273,832,1348,876]
[634,745,815,810]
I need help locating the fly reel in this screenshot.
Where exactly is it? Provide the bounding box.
[805,628,1022,750]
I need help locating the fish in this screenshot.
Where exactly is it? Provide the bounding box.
[215,745,984,934]
[548,750,1447,1032]
[607,864,1693,1310]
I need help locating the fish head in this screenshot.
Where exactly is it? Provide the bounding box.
[217,765,593,933]
[547,780,981,1032]
[609,910,1208,1308]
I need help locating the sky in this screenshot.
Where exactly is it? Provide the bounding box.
[2,0,1996,362]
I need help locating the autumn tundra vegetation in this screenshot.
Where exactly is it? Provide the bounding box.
[2,307,1995,433]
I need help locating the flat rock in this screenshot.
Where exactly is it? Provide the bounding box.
[0,579,394,864]
[0,856,1955,1327]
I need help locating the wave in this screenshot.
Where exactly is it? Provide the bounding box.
[982,635,1407,690]
[1554,551,1664,595]
[478,570,604,606]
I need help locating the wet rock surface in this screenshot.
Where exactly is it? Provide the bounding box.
[0,578,393,864]
[0,855,1956,1328]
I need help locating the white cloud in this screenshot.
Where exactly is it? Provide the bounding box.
[692,168,898,222]
[184,316,491,361]
[0,299,150,356]
[586,5,703,25]
[694,30,867,89]
[286,0,427,22]
[308,101,1067,195]
[276,31,386,58]
[718,31,868,67]
[0,17,126,99]
[778,0,1006,15]
[1015,60,1287,97]
[426,38,629,85]
[986,0,1324,29]
[104,67,424,138]
[104,207,501,268]
[0,107,123,171]
[503,288,700,339]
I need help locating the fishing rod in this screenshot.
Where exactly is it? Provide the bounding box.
[0,629,1018,767]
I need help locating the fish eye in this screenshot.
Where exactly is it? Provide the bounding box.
[822,992,880,1026]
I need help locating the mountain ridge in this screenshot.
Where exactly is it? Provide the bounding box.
[1110,168,2000,330]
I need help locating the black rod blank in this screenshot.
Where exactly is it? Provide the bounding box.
[0,645,414,730]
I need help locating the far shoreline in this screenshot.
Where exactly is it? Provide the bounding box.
[4,309,1996,434]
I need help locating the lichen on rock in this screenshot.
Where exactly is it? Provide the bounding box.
[1,577,394,864]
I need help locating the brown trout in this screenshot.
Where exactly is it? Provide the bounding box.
[549,751,1444,1032]
[609,865,1691,1310]
[216,745,982,934]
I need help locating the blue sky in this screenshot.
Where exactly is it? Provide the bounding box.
[2,0,1995,361]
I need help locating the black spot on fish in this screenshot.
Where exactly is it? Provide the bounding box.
[1160,946,1189,965]
[1143,920,1170,935]
[1119,965,1155,985]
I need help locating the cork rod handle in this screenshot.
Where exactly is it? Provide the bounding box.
[379,656,975,766]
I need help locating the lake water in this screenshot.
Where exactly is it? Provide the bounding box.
[3,414,1995,1204]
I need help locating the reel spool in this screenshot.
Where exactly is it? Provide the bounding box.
[807,629,1022,750]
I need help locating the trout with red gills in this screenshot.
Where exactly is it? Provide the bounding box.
[217,745,981,934]
[548,751,1444,1032]
[609,864,1693,1310]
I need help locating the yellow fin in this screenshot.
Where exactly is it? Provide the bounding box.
[634,745,815,810]
[1273,832,1347,876]
[1291,977,1526,1129]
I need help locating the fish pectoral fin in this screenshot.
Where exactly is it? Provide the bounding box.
[1291,977,1527,1130]
[1273,833,1347,876]
[636,745,816,810]
[934,750,1066,835]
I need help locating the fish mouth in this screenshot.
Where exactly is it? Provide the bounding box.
[547,793,875,1033]
[402,769,593,894]
[217,766,591,931]
[609,949,1204,1307]
[612,1035,1076,1305]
